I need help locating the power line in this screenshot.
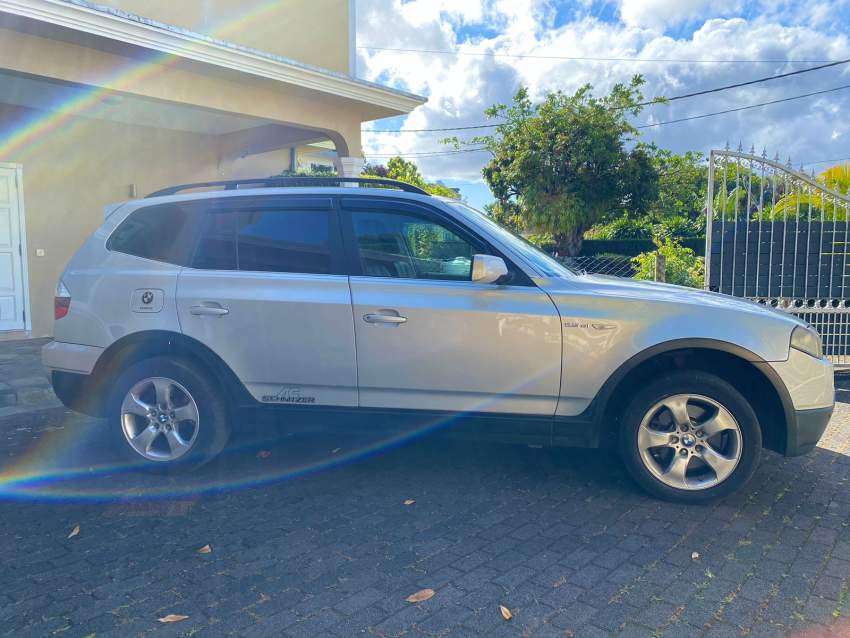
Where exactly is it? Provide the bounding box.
[363,147,489,158]
[363,85,850,160]
[358,45,836,65]
[635,83,850,129]
[362,58,850,134]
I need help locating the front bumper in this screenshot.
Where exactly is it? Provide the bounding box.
[786,405,834,457]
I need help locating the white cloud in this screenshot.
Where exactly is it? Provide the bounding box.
[357,2,850,194]
[618,0,742,31]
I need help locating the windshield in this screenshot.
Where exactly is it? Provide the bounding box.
[446,201,577,277]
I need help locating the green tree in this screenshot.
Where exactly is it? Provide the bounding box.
[455,76,660,256]
[770,161,850,220]
[650,150,707,228]
[632,238,704,288]
[363,156,460,199]
[588,150,708,240]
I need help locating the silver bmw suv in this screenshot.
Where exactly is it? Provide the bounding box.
[43,177,835,502]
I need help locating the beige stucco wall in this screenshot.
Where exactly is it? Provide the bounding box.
[0,26,364,158]
[1,104,298,337]
[93,0,352,74]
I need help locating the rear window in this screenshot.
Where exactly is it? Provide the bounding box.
[108,204,196,265]
[237,210,331,274]
[190,208,333,274]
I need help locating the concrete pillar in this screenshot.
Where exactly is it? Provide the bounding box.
[334,156,365,181]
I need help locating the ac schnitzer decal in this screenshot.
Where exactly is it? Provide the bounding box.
[262,387,316,404]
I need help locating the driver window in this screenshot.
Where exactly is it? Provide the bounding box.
[351,210,477,281]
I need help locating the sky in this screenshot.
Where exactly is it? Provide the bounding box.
[355,0,850,209]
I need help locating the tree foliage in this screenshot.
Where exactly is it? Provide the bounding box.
[770,161,850,220]
[632,238,704,288]
[363,157,460,199]
[455,76,661,256]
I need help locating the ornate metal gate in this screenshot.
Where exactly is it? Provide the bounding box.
[705,147,850,367]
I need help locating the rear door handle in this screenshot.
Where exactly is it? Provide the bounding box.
[363,312,407,325]
[190,303,229,317]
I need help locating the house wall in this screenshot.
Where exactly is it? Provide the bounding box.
[0,104,294,337]
[0,26,364,158]
[92,0,353,74]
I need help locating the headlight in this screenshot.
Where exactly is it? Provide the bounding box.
[791,325,823,359]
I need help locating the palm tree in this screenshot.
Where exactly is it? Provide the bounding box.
[770,162,850,220]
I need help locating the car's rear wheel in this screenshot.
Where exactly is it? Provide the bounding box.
[619,371,762,502]
[107,356,230,471]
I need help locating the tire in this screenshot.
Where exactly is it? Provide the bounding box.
[106,356,231,472]
[619,371,762,503]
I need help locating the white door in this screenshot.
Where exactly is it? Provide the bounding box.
[0,166,27,331]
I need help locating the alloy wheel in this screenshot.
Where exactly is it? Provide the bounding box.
[637,393,742,491]
[120,377,200,462]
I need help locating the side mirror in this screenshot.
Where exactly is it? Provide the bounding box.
[471,254,509,284]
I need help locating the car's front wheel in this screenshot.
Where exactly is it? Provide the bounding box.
[619,371,762,502]
[107,356,230,471]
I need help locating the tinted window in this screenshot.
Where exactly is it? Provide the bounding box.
[193,212,237,270]
[351,210,476,280]
[108,204,195,265]
[237,210,331,274]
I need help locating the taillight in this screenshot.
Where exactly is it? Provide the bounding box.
[55,279,71,320]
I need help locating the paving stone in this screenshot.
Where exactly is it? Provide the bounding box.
[0,338,848,637]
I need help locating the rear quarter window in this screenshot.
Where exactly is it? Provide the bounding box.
[107,203,197,265]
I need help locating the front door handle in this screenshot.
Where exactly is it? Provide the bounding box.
[190,303,229,317]
[363,312,407,325]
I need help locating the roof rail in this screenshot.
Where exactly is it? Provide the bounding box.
[146,176,430,198]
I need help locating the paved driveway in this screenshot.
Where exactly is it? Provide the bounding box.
[1,340,849,637]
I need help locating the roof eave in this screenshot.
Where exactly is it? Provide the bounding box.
[0,0,427,114]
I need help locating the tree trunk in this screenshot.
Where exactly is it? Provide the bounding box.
[554,229,583,257]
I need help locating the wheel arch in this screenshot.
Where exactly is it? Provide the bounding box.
[82,330,253,417]
[592,338,794,455]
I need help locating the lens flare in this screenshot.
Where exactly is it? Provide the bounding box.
[0,362,560,502]
[0,0,287,165]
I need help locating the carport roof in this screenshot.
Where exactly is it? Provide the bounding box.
[0,0,427,115]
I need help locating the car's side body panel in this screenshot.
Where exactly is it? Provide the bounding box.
[54,249,183,349]
[349,276,562,414]
[534,276,806,416]
[177,269,358,407]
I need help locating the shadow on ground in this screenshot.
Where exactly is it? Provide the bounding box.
[1,402,849,637]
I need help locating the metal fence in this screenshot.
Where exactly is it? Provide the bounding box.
[705,147,850,367]
[561,255,636,277]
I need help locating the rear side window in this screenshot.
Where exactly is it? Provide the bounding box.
[108,204,196,265]
[190,206,333,274]
[237,210,331,274]
[193,212,237,270]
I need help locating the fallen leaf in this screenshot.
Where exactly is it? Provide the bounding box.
[158,614,189,623]
[404,499,415,506]
[197,544,212,554]
[691,551,700,561]
[500,605,512,621]
[406,588,435,603]
[256,450,271,459]
[67,525,80,539]
[331,448,341,454]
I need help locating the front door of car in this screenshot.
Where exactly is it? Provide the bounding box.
[177,196,357,407]
[341,197,562,417]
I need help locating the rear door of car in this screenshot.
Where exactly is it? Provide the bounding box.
[177,195,357,407]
